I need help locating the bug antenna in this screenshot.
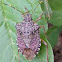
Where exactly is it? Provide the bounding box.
[31,1,43,16]
[3,3,24,17]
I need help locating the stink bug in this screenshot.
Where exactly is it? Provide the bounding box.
[3,1,49,62]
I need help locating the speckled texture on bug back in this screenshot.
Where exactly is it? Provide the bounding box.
[16,14,41,60]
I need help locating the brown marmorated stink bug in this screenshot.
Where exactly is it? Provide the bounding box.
[3,1,49,62]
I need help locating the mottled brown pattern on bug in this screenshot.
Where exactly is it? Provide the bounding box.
[22,48,35,60]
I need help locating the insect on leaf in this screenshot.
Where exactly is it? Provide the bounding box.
[0,0,54,62]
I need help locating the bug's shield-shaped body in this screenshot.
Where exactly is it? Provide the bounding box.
[16,14,41,60]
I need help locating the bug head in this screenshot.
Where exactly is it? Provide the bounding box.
[24,14,32,22]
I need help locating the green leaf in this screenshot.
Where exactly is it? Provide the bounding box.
[0,0,54,62]
[48,11,62,26]
[48,0,62,26]
[48,0,62,11]
[47,26,62,48]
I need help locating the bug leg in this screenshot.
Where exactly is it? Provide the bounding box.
[40,25,48,39]
[31,1,43,16]
[18,49,20,62]
[23,8,29,15]
[34,12,51,23]
[40,25,47,37]
[41,39,48,62]
[34,12,48,38]
[34,12,44,23]
[3,3,24,17]
[34,12,48,39]
[25,8,29,13]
